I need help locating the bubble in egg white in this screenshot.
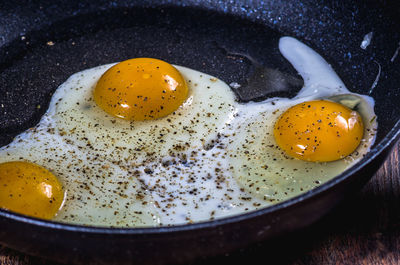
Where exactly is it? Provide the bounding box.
[0,36,377,226]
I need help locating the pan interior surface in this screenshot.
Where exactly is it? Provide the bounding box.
[0,2,399,263]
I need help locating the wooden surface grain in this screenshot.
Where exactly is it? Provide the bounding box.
[1,141,399,265]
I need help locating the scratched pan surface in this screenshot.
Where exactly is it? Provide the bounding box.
[0,1,399,264]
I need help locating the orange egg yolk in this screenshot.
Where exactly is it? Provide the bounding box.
[274,100,364,162]
[0,161,64,220]
[93,58,189,121]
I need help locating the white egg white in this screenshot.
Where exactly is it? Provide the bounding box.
[0,37,377,226]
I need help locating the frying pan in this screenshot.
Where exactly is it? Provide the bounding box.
[0,0,399,264]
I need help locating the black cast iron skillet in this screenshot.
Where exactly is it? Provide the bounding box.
[0,0,399,264]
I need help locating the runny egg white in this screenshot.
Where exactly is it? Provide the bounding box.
[0,37,377,227]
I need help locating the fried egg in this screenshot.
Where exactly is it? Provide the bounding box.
[0,61,262,226]
[224,37,377,202]
[0,37,377,226]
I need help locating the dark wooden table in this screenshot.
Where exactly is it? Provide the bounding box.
[1,141,399,265]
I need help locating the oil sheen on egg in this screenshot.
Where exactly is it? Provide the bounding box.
[0,36,377,227]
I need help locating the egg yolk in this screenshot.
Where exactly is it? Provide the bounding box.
[93,58,189,121]
[274,100,364,162]
[0,161,64,220]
